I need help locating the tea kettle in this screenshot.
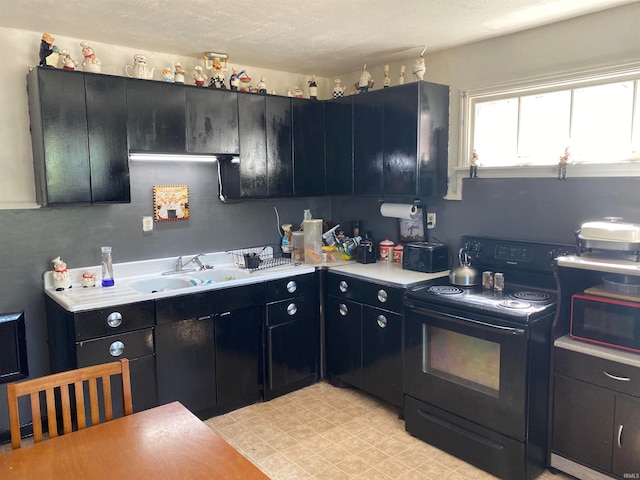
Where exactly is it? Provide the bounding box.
[125,54,155,79]
[449,248,480,286]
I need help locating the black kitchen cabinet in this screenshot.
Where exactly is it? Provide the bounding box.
[353,82,449,197]
[186,87,239,154]
[292,98,325,196]
[155,283,264,418]
[221,94,292,198]
[325,96,353,195]
[27,67,130,205]
[551,342,640,478]
[45,297,158,416]
[264,273,320,400]
[126,78,186,152]
[325,273,404,407]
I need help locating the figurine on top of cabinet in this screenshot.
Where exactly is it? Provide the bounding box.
[293,86,303,98]
[412,46,426,80]
[193,65,207,86]
[308,74,318,100]
[257,77,267,94]
[558,147,570,180]
[38,33,56,67]
[60,49,78,70]
[204,55,227,89]
[229,67,240,90]
[125,54,155,79]
[470,149,479,178]
[161,67,174,82]
[174,63,186,84]
[332,78,346,98]
[383,65,391,88]
[80,41,101,72]
[357,64,373,93]
[399,65,406,85]
[52,256,71,291]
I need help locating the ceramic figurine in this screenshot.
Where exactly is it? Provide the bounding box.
[39,33,55,67]
[238,70,251,84]
[257,77,267,94]
[81,271,97,287]
[205,55,226,89]
[125,54,155,79]
[80,41,101,72]
[52,256,71,291]
[412,46,427,80]
[60,49,78,70]
[558,147,570,180]
[229,67,240,90]
[399,65,406,85]
[383,65,391,88]
[332,79,346,98]
[470,149,479,178]
[357,64,373,93]
[161,66,174,82]
[287,88,294,97]
[193,66,207,86]
[308,74,318,100]
[293,86,303,98]
[174,63,186,84]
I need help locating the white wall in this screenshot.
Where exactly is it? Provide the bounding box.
[0,27,331,208]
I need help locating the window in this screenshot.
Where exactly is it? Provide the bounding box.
[448,63,640,200]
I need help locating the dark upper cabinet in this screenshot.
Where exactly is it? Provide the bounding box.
[266,95,293,197]
[325,96,353,195]
[292,99,325,197]
[353,82,449,198]
[27,67,130,205]
[126,79,186,152]
[186,87,239,154]
[353,89,384,195]
[237,93,268,197]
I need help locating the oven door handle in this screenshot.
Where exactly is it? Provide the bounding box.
[405,301,526,337]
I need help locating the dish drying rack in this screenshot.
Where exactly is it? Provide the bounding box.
[227,244,293,271]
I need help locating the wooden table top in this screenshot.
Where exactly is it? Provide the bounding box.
[0,401,269,479]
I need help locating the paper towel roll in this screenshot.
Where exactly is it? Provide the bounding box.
[380,203,418,219]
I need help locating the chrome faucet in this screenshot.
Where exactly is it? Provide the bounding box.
[164,254,210,275]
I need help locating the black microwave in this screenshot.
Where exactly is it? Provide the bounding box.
[570,293,640,354]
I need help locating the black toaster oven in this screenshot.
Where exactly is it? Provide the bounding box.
[402,242,449,273]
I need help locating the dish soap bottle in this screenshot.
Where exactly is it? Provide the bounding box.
[101,246,115,287]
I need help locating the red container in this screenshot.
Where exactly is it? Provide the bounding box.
[379,239,394,262]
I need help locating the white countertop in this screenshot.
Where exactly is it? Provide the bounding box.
[328,261,449,287]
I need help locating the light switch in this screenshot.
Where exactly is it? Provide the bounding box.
[142,216,153,232]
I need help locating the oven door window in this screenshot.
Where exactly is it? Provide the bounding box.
[424,325,500,397]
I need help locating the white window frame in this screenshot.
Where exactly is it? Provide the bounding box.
[447,61,640,200]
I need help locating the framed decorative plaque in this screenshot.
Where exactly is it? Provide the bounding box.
[153,185,189,222]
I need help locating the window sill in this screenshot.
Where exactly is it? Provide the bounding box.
[444,162,640,201]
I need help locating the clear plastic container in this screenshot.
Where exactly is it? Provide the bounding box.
[101,246,115,287]
[303,219,323,264]
[292,231,305,262]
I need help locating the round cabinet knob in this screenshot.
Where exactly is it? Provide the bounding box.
[339,303,349,316]
[339,280,349,293]
[377,315,388,328]
[286,280,297,294]
[377,289,388,303]
[109,341,125,357]
[287,303,298,316]
[106,311,123,328]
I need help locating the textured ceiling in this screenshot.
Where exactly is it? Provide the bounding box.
[2,0,637,76]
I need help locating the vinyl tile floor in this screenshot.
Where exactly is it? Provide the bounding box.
[205,381,576,480]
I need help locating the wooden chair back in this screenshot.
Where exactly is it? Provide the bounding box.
[7,359,132,449]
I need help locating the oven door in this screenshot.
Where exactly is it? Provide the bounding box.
[405,300,529,441]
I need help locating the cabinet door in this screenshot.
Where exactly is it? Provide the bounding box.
[326,296,362,388]
[215,306,263,409]
[186,88,239,154]
[552,375,614,472]
[292,99,325,196]
[353,91,384,195]
[126,79,186,152]
[613,395,640,478]
[266,95,293,197]
[325,96,353,195]
[362,306,403,406]
[155,316,216,414]
[237,93,267,197]
[28,68,91,204]
[383,84,419,195]
[85,73,130,203]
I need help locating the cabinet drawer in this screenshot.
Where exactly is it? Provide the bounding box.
[76,328,154,366]
[326,273,363,301]
[555,347,640,397]
[74,301,155,341]
[326,273,404,312]
[266,295,317,327]
[265,273,318,302]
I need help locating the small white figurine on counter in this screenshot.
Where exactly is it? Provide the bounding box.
[81,271,97,287]
[52,257,72,291]
[80,41,101,72]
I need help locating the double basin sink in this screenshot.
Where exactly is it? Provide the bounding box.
[128,268,253,294]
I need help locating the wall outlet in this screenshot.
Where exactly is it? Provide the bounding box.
[142,216,153,232]
[427,212,436,229]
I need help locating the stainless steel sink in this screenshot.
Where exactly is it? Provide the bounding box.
[128,277,194,294]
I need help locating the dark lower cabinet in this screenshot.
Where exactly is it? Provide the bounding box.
[326,296,362,388]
